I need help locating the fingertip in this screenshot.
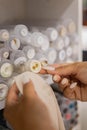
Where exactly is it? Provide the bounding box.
[39,69,47,74]
[53,74,61,82]
[61,78,69,85]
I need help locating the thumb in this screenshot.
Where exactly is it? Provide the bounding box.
[23,80,36,99]
[47,63,78,76]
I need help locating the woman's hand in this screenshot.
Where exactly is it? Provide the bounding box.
[40,62,87,101]
[4,80,56,130]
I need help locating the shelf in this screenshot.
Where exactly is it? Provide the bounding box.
[0,0,73,26]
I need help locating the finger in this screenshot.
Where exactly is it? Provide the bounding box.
[23,80,36,99]
[46,62,78,76]
[63,86,76,100]
[40,63,69,74]
[63,84,81,100]
[39,69,48,74]
[59,78,70,91]
[6,83,19,106]
[53,74,61,82]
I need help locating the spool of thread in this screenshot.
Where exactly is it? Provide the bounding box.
[25,60,42,73]
[58,50,66,61]
[0,48,9,60]
[40,35,50,51]
[0,60,13,78]
[0,29,9,42]
[10,50,27,66]
[20,32,32,45]
[31,32,44,47]
[5,35,21,50]
[57,25,67,37]
[62,19,76,34]
[44,27,58,42]
[14,24,28,37]
[63,36,70,47]
[66,46,73,57]
[23,45,35,60]
[45,48,57,64]
[53,37,64,50]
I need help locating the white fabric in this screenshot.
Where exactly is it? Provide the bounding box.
[14,71,65,130]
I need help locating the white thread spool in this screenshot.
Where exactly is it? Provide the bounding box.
[35,52,48,67]
[5,35,21,50]
[63,19,76,34]
[40,35,50,51]
[31,32,44,47]
[70,33,80,44]
[25,60,41,73]
[45,27,58,42]
[63,36,70,47]
[66,46,73,57]
[0,60,13,78]
[23,46,35,60]
[45,48,57,64]
[10,50,27,66]
[58,50,66,61]
[0,48,9,60]
[51,37,64,51]
[57,25,67,37]
[21,32,32,45]
[0,29,9,41]
[14,24,28,37]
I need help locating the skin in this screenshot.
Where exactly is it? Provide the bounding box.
[4,81,56,130]
[40,62,87,101]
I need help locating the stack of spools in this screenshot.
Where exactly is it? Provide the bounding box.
[0,18,79,130]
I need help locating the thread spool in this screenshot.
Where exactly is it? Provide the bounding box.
[45,48,57,64]
[57,25,67,37]
[44,27,58,42]
[58,50,66,61]
[53,37,64,51]
[5,35,21,50]
[31,32,44,47]
[10,50,27,66]
[0,29,9,42]
[14,24,28,37]
[63,36,70,47]
[66,46,73,57]
[35,52,48,67]
[40,35,50,51]
[0,48,9,60]
[0,60,13,78]
[25,60,41,73]
[21,32,32,45]
[62,19,76,34]
[23,45,35,60]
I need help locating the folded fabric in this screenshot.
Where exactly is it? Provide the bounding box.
[14,71,65,130]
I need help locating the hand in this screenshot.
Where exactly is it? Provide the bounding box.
[40,62,87,101]
[4,80,56,130]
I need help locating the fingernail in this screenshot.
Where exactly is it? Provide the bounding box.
[42,66,55,71]
[70,82,77,89]
[53,75,61,82]
[61,78,69,85]
[22,76,30,85]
